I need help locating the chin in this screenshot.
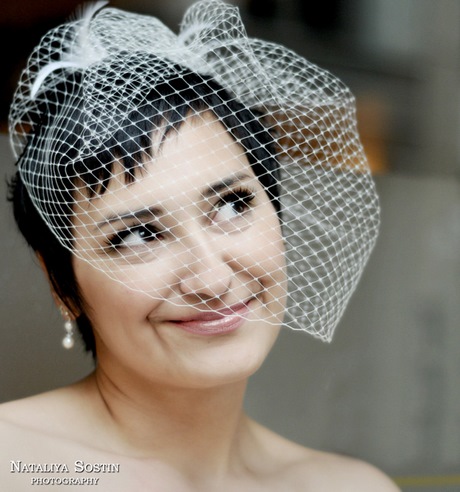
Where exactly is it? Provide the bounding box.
[186,323,280,388]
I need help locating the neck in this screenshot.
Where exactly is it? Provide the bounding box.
[83,366,251,480]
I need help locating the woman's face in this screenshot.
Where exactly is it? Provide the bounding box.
[72,114,287,388]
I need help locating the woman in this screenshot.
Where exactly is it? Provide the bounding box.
[1,1,398,490]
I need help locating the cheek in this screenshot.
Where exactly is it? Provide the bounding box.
[73,259,161,327]
[235,214,287,288]
[78,254,181,303]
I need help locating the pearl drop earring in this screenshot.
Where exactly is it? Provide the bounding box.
[60,307,76,349]
[62,319,75,349]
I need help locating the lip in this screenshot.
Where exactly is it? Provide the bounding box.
[169,301,252,336]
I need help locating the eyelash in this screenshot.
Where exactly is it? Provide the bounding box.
[103,186,256,252]
[104,223,163,251]
[213,186,256,218]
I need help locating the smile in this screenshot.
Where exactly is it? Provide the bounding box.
[169,301,252,336]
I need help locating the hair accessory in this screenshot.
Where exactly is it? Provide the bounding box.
[9,1,380,342]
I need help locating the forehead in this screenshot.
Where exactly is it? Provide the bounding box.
[152,114,250,189]
[74,115,255,221]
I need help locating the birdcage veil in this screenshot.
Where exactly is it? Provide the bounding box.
[9,0,379,342]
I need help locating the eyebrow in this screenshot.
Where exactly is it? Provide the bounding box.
[201,172,252,199]
[96,206,162,230]
[95,172,253,230]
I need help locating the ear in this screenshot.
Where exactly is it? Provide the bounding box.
[36,253,79,320]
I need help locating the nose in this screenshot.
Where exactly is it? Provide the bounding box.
[178,233,233,299]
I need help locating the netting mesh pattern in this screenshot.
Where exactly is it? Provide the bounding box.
[9,0,380,341]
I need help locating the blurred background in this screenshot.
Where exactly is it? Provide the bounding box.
[1,1,459,490]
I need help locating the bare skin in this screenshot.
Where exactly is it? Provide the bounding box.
[0,374,399,491]
[1,117,399,490]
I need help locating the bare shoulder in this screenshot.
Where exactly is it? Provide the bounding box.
[0,388,75,458]
[0,397,60,490]
[246,419,400,491]
[0,386,75,426]
[301,451,401,491]
[0,385,116,492]
[0,377,94,437]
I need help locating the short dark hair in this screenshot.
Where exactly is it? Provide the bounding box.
[9,54,281,357]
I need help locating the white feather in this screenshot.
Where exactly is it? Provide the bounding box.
[64,1,108,66]
[30,1,108,99]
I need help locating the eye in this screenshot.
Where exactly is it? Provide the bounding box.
[212,188,256,225]
[106,224,164,250]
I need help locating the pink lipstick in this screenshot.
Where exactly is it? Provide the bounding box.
[171,302,251,336]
